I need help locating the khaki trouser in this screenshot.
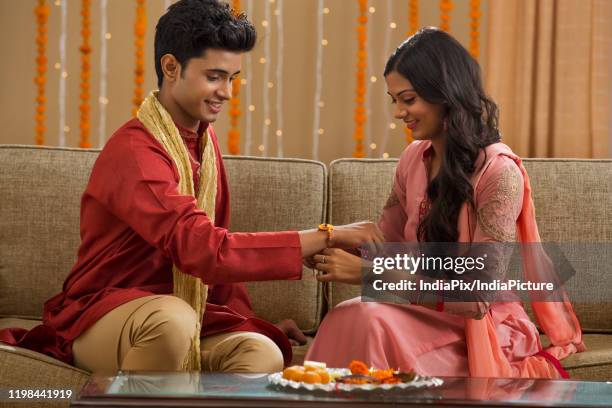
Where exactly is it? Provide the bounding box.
[72,295,284,374]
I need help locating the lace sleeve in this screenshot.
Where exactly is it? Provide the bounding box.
[383,190,401,209]
[475,159,524,242]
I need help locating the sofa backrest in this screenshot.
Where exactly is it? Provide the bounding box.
[0,146,326,334]
[326,159,397,310]
[327,158,612,332]
[223,156,327,334]
[1,145,610,333]
[0,146,98,320]
[522,159,612,332]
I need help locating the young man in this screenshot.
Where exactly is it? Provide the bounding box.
[0,0,383,373]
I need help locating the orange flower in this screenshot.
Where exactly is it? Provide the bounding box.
[405,127,414,143]
[33,0,48,145]
[79,0,92,148]
[353,0,369,157]
[440,0,453,32]
[371,368,394,381]
[408,0,419,36]
[133,0,147,117]
[469,0,480,58]
[348,360,370,375]
[226,0,242,155]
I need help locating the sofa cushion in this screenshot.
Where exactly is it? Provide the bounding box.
[326,159,398,308]
[290,336,314,366]
[0,341,90,407]
[541,333,612,381]
[0,317,41,331]
[223,156,326,333]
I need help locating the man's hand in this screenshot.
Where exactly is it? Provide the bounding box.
[299,221,384,259]
[274,319,307,346]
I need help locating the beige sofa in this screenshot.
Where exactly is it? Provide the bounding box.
[1,145,610,400]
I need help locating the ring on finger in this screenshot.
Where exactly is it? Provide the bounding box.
[321,255,326,264]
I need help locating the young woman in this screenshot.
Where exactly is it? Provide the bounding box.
[307,28,584,378]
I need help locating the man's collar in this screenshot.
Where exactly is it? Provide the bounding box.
[174,120,209,140]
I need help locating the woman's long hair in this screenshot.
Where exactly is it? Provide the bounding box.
[384,27,500,242]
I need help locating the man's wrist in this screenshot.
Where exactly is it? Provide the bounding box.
[317,223,334,247]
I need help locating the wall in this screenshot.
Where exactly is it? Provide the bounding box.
[0,0,487,164]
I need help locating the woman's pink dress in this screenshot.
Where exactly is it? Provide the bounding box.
[306,141,583,378]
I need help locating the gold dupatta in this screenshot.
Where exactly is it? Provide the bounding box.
[137,90,217,370]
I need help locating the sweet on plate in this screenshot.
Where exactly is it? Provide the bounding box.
[282,360,331,384]
[281,360,416,385]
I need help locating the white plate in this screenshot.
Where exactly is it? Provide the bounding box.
[268,369,444,392]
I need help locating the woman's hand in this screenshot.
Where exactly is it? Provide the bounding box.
[332,221,385,252]
[313,248,365,285]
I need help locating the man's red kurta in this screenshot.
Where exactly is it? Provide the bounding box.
[0,118,303,366]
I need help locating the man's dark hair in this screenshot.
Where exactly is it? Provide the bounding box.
[155,0,257,87]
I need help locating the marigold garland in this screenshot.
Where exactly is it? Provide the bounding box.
[228,0,241,154]
[404,0,419,145]
[439,0,452,32]
[469,0,480,58]
[404,126,415,144]
[133,0,146,117]
[353,0,368,158]
[79,0,92,148]
[408,0,418,36]
[34,0,48,145]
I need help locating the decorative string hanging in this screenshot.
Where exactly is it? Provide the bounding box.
[57,0,68,147]
[365,2,374,157]
[353,0,368,158]
[259,0,272,156]
[404,0,420,145]
[79,0,92,148]
[34,0,48,145]
[311,0,325,160]
[274,0,285,157]
[440,0,452,32]
[243,0,254,156]
[469,0,480,58]
[379,0,394,157]
[99,0,109,147]
[133,0,146,117]
[228,0,241,155]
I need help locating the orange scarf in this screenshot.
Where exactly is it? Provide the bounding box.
[463,144,584,378]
